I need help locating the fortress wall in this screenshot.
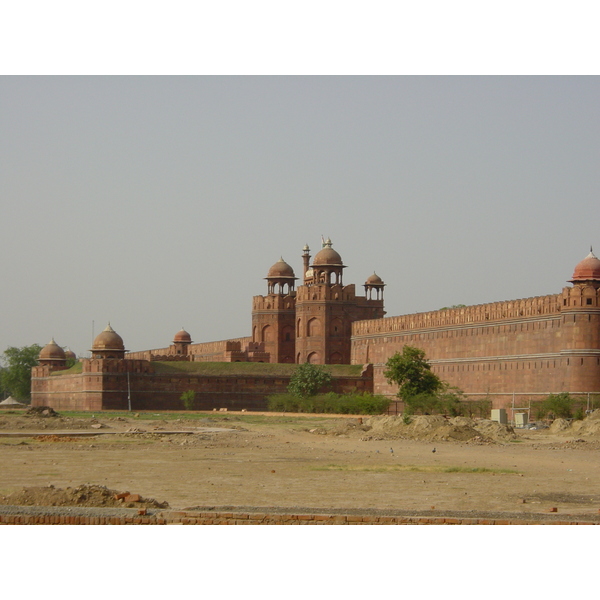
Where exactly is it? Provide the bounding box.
[31,369,92,410]
[126,337,253,362]
[351,293,600,403]
[123,370,372,411]
[32,366,372,412]
[189,337,253,361]
[353,294,562,338]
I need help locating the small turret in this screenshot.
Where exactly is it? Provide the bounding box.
[38,338,67,370]
[91,323,126,359]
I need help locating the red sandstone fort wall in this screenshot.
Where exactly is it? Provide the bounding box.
[31,362,373,412]
[352,291,600,405]
[126,337,253,362]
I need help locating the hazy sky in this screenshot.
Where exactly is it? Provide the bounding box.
[2,76,599,356]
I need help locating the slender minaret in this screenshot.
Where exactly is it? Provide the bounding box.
[302,244,311,284]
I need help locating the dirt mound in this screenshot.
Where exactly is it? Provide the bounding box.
[0,414,106,431]
[549,418,571,433]
[26,406,59,417]
[0,484,169,508]
[363,415,516,443]
[549,413,600,438]
[585,409,600,421]
[470,419,518,442]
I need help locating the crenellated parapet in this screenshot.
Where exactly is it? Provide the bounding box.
[561,285,600,309]
[353,293,563,337]
[81,358,152,374]
[252,294,296,312]
[296,283,358,303]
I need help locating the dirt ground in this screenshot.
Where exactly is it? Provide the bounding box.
[1,408,600,517]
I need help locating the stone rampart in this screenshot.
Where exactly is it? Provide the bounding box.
[351,292,600,404]
[31,362,373,412]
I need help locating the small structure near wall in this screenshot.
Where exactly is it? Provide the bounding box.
[490,409,508,424]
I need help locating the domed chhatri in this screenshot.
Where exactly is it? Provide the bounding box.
[266,257,297,295]
[365,272,384,286]
[364,271,385,300]
[313,238,344,267]
[173,328,192,343]
[64,348,77,361]
[91,323,126,359]
[267,257,296,279]
[571,249,600,283]
[39,338,66,362]
[92,323,125,350]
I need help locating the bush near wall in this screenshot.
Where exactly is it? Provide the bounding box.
[531,394,589,421]
[267,392,389,415]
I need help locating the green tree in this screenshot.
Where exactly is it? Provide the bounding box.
[180,390,196,410]
[383,346,442,402]
[1,344,42,402]
[541,392,574,419]
[288,363,332,399]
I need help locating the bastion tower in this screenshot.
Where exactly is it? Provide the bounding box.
[560,249,600,392]
[295,239,385,364]
[251,257,297,363]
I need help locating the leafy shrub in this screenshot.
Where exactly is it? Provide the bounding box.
[541,393,574,419]
[287,363,332,398]
[267,392,389,414]
[180,390,196,411]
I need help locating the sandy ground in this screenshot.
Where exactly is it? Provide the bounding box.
[1,410,600,517]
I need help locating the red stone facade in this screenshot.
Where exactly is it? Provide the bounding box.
[31,360,372,411]
[252,241,385,366]
[30,243,600,412]
[352,284,600,408]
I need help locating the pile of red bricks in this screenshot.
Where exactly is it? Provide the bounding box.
[1,509,599,525]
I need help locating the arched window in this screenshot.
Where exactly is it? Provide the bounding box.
[307,318,321,337]
[262,325,272,342]
[307,352,320,364]
[331,318,343,336]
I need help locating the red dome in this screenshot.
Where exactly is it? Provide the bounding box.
[313,239,344,266]
[39,339,66,361]
[173,328,192,343]
[267,257,296,279]
[365,272,384,285]
[570,250,600,282]
[92,323,124,351]
[64,348,77,360]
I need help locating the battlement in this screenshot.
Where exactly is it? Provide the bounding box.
[252,294,296,311]
[561,285,600,309]
[80,359,152,374]
[296,283,361,303]
[353,293,563,337]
